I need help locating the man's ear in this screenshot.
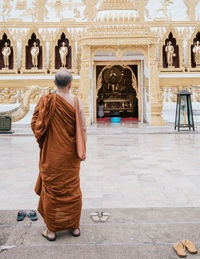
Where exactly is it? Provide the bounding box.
[68,82,72,89]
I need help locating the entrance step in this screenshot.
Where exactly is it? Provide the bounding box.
[1,208,200,258]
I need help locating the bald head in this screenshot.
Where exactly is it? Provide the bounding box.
[55,70,73,89]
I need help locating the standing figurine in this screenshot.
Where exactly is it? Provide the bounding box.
[193,41,200,67]
[165,41,176,67]
[30,42,39,68]
[59,42,68,68]
[2,42,11,69]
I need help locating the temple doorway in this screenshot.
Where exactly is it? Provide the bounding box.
[96,65,138,121]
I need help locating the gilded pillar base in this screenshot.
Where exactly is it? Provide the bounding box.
[150,103,166,126]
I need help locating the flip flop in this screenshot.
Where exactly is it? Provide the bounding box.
[173,242,187,258]
[182,240,198,254]
[27,210,38,221]
[90,211,100,222]
[100,211,110,223]
[41,229,56,242]
[17,210,26,221]
[69,228,81,237]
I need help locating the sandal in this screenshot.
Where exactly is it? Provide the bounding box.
[69,228,81,237]
[27,210,38,221]
[17,210,26,221]
[100,211,110,223]
[173,242,187,258]
[90,211,100,222]
[182,240,198,254]
[41,229,56,242]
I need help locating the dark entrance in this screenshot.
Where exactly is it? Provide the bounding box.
[96,65,138,119]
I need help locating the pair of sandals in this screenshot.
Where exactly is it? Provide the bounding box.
[17,210,38,221]
[173,240,198,258]
[42,228,81,242]
[90,211,110,223]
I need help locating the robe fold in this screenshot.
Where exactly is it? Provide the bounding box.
[31,93,82,232]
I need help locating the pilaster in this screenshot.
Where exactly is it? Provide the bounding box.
[79,45,90,126]
[150,44,166,126]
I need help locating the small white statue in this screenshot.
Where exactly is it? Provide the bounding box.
[193,41,200,67]
[59,42,68,68]
[2,42,11,69]
[30,42,39,68]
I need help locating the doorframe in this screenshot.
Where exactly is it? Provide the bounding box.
[92,60,145,123]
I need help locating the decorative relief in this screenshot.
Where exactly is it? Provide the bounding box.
[0,86,53,122]
[49,0,67,18]
[0,30,17,74]
[159,28,184,72]
[188,29,200,71]
[160,86,200,103]
[157,0,173,19]
[23,0,48,22]
[49,29,76,73]
[1,0,12,20]
[16,0,27,10]
[21,28,47,74]
[0,0,200,126]
[82,0,98,21]
[184,0,199,21]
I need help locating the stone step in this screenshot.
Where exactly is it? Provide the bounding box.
[1,208,200,258]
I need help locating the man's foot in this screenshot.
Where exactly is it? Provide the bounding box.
[70,228,81,237]
[42,229,56,241]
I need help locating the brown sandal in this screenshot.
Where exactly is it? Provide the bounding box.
[182,240,198,254]
[41,229,56,242]
[173,242,187,258]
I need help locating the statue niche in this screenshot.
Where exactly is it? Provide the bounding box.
[26,33,42,70]
[0,33,13,70]
[55,33,72,70]
[163,32,179,68]
[97,65,138,118]
[191,32,200,68]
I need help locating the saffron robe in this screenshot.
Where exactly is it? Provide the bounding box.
[31,93,82,232]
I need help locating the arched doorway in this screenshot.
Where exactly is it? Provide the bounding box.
[96,65,138,120]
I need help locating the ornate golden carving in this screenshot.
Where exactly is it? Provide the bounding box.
[193,41,200,67]
[16,0,27,10]
[0,86,52,122]
[159,27,184,72]
[187,27,200,71]
[49,28,76,74]
[0,30,18,74]
[1,0,12,20]
[157,0,173,19]
[23,0,48,23]
[21,28,47,74]
[0,0,200,126]
[82,0,98,21]
[160,86,200,103]
[49,0,67,18]
[184,0,199,21]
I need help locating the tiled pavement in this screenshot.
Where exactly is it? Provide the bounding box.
[0,123,200,210]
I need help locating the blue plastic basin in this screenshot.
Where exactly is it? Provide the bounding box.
[111,117,121,123]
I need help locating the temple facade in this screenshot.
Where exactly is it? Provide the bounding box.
[0,0,200,126]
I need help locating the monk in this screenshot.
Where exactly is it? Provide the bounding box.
[31,70,86,241]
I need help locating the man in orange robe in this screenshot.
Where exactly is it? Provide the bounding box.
[31,71,86,241]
